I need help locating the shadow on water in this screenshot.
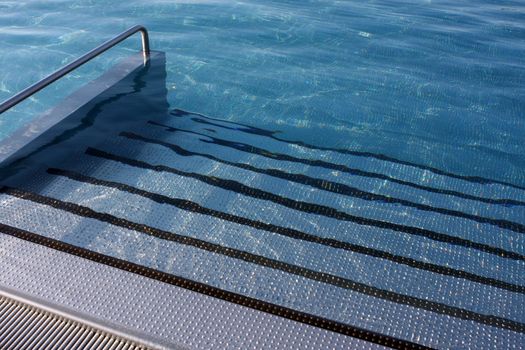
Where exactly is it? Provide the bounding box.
[0,52,170,249]
[0,53,166,180]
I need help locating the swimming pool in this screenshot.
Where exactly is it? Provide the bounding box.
[0,1,524,349]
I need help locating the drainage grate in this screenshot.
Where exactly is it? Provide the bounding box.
[0,294,148,350]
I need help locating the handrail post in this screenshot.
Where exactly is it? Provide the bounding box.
[0,25,151,115]
[140,27,150,63]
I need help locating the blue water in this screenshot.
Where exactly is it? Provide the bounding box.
[1,0,524,187]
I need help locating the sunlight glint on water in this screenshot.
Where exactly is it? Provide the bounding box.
[0,0,524,185]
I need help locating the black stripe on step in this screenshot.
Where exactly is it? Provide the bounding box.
[48,167,525,294]
[0,222,430,350]
[145,122,525,231]
[3,186,525,335]
[170,109,525,193]
[150,120,525,208]
[85,147,525,262]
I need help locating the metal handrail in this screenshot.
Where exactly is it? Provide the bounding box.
[0,25,150,114]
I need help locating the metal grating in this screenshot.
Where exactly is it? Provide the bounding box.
[0,294,148,350]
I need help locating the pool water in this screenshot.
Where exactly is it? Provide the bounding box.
[1,0,524,186]
[0,1,524,349]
